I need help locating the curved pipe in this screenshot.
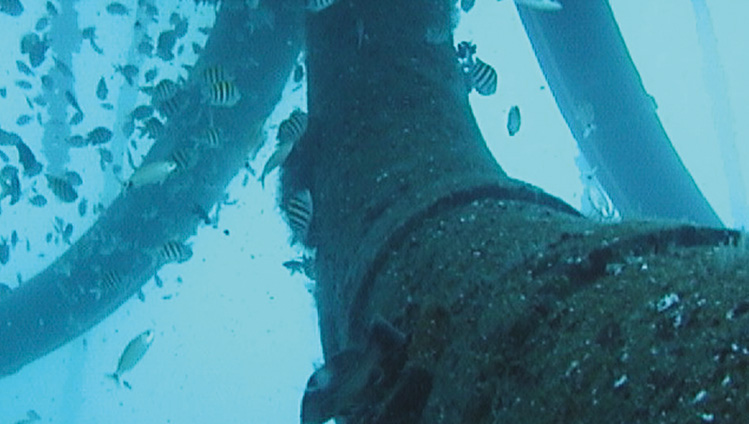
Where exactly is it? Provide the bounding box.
[0,3,304,378]
[516,0,723,227]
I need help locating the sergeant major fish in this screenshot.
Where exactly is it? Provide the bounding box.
[284,189,313,246]
[107,329,155,387]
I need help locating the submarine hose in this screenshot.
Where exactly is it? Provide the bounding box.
[0,3,304,378]
[298,0,747,423]
[516,0,723,227]
[295,0,580,360]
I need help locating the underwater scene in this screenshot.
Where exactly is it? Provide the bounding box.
[0,0,748,423]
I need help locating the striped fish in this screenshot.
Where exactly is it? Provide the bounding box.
[306,0,336,12]
[159,241,193,264]
[193,126,221,149]
[284,189,313,246]
[101,269,123,292]
[207,80,241,107]
[468,58,497,96]
[201,65,233,86]
[277,109,308,144]
[170,147,198,170]
[149,79,180,104]
[45,174,78,203]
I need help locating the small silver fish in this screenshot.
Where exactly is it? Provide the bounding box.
[107,329,155,386]
[507,105,521,136]
[124,160,178,190]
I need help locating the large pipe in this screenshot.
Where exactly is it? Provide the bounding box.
[297,0,746,422]
[516,0,723,227]
[0,2,303,377]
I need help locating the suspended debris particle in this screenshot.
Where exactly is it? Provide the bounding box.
[106,1,130,15]
[29,194,47,207]
[45,174,78,203]
[107,330,155,386]
[86,127,113,145]
[96,77,108,100]
[507,105,521,136]
[16,114,32,126]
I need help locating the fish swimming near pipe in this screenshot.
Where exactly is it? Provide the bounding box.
[107,329,155,387]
